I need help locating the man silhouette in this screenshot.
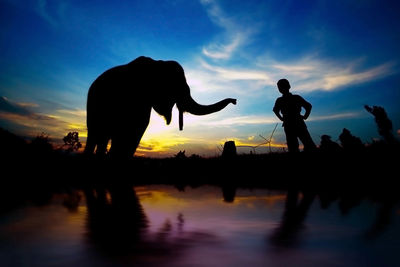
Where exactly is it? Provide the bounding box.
[273,79,316,153]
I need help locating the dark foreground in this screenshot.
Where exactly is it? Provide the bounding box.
[1,181,399,266]
[1,142,399,212]
[1,141,400,266]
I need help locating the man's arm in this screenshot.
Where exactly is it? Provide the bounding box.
[273,100,284,121]
[300,96,312,120]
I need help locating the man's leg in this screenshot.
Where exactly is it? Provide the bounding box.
[285,126,300,153]
[298,126,316,152]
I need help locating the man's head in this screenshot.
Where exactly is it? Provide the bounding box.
[277,79,291,95]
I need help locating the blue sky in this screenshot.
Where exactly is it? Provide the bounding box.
[1,0,399,157]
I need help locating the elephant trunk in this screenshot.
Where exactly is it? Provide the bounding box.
[177,94,236,130]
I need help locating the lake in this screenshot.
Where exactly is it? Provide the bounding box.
[1,184,399,266]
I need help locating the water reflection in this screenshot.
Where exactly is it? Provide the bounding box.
[364,196,398,240]
[269,189,316,247]
[83,183,223,264]
[221,185,237,203]
[0,184,399,266]
[84,184,148,256]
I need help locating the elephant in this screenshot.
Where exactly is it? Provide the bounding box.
[84,56,237,158]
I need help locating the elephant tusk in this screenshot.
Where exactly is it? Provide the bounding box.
[179,110,183,130]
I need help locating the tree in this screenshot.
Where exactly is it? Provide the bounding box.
[63,132,82,153]
[364,105,396,144]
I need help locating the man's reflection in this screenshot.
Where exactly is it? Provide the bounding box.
[269,189,316,247]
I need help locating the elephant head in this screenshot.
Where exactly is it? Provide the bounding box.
[150,58,237,130]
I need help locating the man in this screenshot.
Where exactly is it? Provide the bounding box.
[273,79,316,153]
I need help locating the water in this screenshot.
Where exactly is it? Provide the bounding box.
[1,185,399,266]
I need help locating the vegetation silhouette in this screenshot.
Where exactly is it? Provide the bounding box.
[84,56,236,159]
[319,134,342,154]
[365,105,397,145]
[63,131,82,153]
[0,128,28,160]
[339,128,364,152]
[273,79,316,153]
[30,132,54,157]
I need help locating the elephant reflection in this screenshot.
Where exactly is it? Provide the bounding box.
[85,56,237,158]
[84,184,148,254]
[84,184,219,262]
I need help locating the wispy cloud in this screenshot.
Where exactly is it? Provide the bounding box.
[200,60,273,83]
[308,112,361,121]
[272,58,397,92]
[0,96,86,140]
[34,0,69,28]
[187,55,396,96]
[320,63,395,91]
[202,33,245,60]
[204,115,277,126]
[198,111,361,127]
[0,96,33,116]
[36,0,57,27]
[197,1,397,94]
[200,0,254,60]
[56,108,86,118]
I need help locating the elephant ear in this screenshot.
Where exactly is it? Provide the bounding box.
[153,60,187,129]
[153,100,174,125]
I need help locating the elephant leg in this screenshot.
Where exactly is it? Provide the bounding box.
[109,128,146,159]
[95,136,109,156]
[84,132,96,155]
[84,128,109,157]
[109,135,136,159]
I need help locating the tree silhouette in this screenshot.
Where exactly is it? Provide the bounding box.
[364,105,396,144]
[63,132,82,153]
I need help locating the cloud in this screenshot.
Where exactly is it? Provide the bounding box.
[308,112,361,121]
[197,1,397,94]
[320,63,394,91]
[200,60,273,83]
[0,96,32,116]
[36,0,57,27]
[261,56,397,92]
[203,115,277,126]
[189,55,396,96]
[200,0,254,60]
[184,59,274,98]
[34,0,69,28]
[0,96,86,141]
[198,111,361,127]
[56,108,86,118]
[202,33,245,60]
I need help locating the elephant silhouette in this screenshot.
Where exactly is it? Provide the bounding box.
[84,56,236,158]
